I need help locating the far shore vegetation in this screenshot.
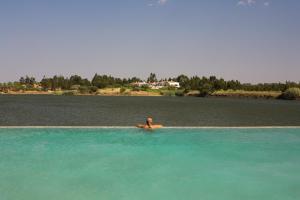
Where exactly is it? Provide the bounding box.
[0,73,299,100]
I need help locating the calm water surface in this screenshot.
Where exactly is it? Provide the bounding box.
[0,95,300,126]
[0,128,300,200]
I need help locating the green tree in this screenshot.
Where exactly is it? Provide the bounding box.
[24,76,35,85]
[70,75,82,86]
[92,74,112,88]
[19,77,25,84]
[214,78,226,90]
[147,73,157,83]
[198,83,214,97]
[128,77,141,83]
[176,74,190,90]
[40,76,52,90]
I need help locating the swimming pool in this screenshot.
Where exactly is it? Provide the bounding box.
[1,128,300,200]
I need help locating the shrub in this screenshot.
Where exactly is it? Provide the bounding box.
[12,85,26,91]
[160,90,176,96]
[198,83,215,97]
[62,91,76,95]
[53,90,64,95]
[132,86,140,91]
[88,86,98,93]
[141,85,150,91]
[184,88,190,93]
[280,87,300,100]
[167,86,176,90]
[175,90,185,97]
[70,85,80,90]
[79,86,89,94]
[120,87,126,93]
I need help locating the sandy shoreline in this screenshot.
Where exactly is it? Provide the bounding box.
[1,89,299,100]
[0,90,162,96]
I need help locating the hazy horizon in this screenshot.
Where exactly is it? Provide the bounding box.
[1,0,299,83]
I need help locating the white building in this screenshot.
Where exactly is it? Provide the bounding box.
[150,81,180,89]
[132,81,180,89]
[166,81,180,88]
[131,81,148,87]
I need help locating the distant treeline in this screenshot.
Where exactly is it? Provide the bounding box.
[174,75,300,96]
[0,73,299,95]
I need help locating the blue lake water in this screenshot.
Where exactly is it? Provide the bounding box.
[1,128,300,200]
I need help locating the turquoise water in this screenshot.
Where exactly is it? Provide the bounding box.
[1,128,300,200]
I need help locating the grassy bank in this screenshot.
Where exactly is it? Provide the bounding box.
[212,90,282,99]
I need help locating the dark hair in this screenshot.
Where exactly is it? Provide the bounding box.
[146,120,150,126]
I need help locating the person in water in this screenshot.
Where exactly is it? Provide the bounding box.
[136,117,163,129]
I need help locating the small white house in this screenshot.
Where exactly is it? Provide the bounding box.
[132,81,148,87]
[166,81,180,88]
[149,81,165,89]
[132,81,180,89]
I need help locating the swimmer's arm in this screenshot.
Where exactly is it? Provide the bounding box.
[136,124,146,128]
[152,124,163,128]
[136,124,163,129]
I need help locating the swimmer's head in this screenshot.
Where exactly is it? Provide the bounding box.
[146,117,153,125]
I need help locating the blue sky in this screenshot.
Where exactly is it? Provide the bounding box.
[0,0,299,83]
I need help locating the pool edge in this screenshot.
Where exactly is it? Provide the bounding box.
[0,126,300,129]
